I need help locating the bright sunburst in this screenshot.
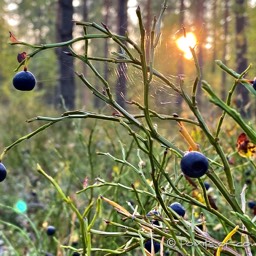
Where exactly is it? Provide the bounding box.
[176,32,197,59]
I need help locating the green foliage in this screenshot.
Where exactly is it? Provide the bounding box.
[1,1,256,256]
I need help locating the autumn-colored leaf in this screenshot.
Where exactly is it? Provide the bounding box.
[236,132,256,158]
[101,195,131,217]
[9,31,19,43]
[17,52,27,63]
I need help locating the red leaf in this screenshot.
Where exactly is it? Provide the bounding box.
[9,31,19,43]
[236,133,256,158]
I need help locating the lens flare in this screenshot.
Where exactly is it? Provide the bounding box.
[176,32,197,59]
[15,200,27,213]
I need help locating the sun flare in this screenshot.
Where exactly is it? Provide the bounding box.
[176,32,197,59]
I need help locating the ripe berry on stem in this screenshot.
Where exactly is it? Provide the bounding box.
[0,163,7,182]
[169,202,186,217]
[12,67,36,91]
[180,151,209,178]
[204,182,211,190]
[46,225,56,236]
[248,201,256,209]
[253,79,256,90]
[144,239,160,253]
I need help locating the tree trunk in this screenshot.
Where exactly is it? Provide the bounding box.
[93,0,110,109]
[211,0,217,73]
[82,0,89,107]
[116,0,128,109]
[56,0,75,110]
[176,0,185,109]
[221,0,229,100]
[194,0,205,106]
[104,0,110,82]
[234,0,250,117]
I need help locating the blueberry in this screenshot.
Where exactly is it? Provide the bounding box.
[204,182,210,190]
[253,79,256,90]
[0,163,7,182]
[147,210,160,226]
[180,151,209,178]
[46,225,56,236]
[144,239,160,253]
[245,179,251,185]
[169,202,186,217]
[13,70,36,91]
[71,241,79,247]
[248,201,256,209]
[72,252,80,256]
[151,219,160,226]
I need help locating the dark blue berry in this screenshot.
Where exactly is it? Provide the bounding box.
[245,179,251,185]
[72,252,80,256]
[147,210,160,226]
[197,218,204,230]
[169,202,186,217]
[204,182,210,190]
[253,79,256,90]
[248,201,256,209]
[245,169,252,176]
[144,240,160,253]
[0,163,7,182]
[180,151,209,178]
[13,70,36,91]
[71,241,79,247]
[46,226,56,236]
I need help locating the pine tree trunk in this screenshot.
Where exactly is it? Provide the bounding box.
[211,0,217,73]
[194,0,205,106]
[116,0,128,109]
[221,0,229,100]
[56,0,75,110]
[176,0,185,108]
[234,0,250,117]
[82,0,89,107]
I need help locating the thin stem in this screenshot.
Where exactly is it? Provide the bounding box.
[215,64,252,138]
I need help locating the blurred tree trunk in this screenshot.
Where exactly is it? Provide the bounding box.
[234,0,250,117]
[211,0,217,73]
[56,0,75,110]
[93,0,110,109]
[194,0,205,106]
[221,0,229,100]
[176,0,185,109]
[116,0,128,109]
[82,0,89,107]
[104,0,110,82]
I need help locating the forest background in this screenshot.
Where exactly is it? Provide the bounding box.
[1,0,256,115]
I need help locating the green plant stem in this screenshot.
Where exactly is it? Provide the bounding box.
[187,44,237,196]
[202,80,256,144]
[181,88,236,196]
[136,6,157,137]
[216,60,256,96]
[147,139,189,255]
[0,121,57,160]
[37,164,88,255]
[190,47,201,105]
[215,64,252,138]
